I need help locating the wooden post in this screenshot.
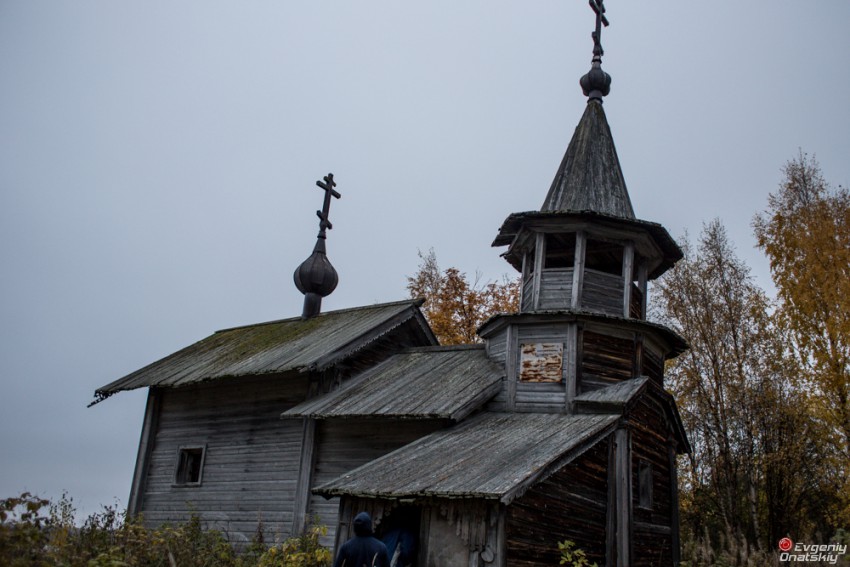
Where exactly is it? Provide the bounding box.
[572,231,586,309]
[622,242,634,318]
[637,262,648,320]
[606,436,616,567]
[632,333,644,379]
[334,498,353,559]
[565,323,578,412]
[505,324,517,411]
[669,442,681,566]
[520,251,530,311]
[292,418,317,534]
[128,388,161,517]
[575,323,584,394]
[418,505,432,567]
[532,233,545,310]
[614,428,632,567]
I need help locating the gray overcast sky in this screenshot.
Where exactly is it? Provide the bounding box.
[1,2,849,519]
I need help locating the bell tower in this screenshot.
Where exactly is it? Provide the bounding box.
[480,2,686,412]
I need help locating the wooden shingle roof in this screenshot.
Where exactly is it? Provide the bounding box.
[315,412,618,504]
[574,377,691,454]
[282,345,503,421]
[542,99,634,218]
[92,299,435,403]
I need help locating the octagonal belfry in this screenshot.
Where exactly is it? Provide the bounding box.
[481,82,685,409]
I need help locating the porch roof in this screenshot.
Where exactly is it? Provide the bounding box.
[314,412,618,505]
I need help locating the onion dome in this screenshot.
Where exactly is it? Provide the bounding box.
[294,239,339,298]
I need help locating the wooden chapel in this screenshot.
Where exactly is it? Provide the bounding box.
[94,4,691,566]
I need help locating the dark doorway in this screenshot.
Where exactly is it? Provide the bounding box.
[378,505,421,567]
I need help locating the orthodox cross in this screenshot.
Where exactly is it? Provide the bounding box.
[315,173,341,239]
[589,0,609,58]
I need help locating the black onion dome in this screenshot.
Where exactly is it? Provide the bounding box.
[293,240,338,298]
[580,60,611,100]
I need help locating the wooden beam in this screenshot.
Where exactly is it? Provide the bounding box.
[492,503,506,567]
[575,323,584,394]
[633,333,644,379]
[128,388,161,517]
[292,417,317,534]
[614,428,631,567]
[565,324,578,413]
[505,324,518,411]
[520,251,530,311]
[572,231,586,309]
[532,233,545,310]
[334,497,354,559]
[669,442,682,566]
[622,242,634,318]
[606,435,616,567]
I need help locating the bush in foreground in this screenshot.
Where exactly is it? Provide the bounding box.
[0,493,331,567]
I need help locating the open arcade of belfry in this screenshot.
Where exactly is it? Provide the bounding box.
[93,2,692,566]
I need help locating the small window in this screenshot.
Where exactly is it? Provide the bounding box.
[174,446,206,486]
[638,460,653,509]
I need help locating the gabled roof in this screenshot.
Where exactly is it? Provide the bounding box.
[315,412,618,504]
[574,375,649,409]
[574,377,691,454]
[92,299,435,404]
[542,100,634,219]
[282,345,503,421]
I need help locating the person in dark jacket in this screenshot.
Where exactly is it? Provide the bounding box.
[333,512,390,567]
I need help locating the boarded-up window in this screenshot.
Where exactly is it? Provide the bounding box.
[519,343,563,383]
[174,446,206,486]
[638,460,653,509]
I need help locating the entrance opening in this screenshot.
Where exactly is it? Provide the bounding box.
[378,505,421,567]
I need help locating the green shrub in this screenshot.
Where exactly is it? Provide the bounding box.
[256,524,331,567]
[558,540,598,567]
[0,492,333,567]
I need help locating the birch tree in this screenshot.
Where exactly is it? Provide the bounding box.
[654,220,831,550]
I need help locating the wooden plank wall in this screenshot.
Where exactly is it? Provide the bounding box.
[139,374,309,545]
[583,269,624,316]
[309,419,445,546]
[515,324,572,411]
[485,327,508,365]
[506,438,609,566]
[629,396,675,567]
[538,268,574,310]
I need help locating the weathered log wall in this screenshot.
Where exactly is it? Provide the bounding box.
[581,330,634,391]
[629,396,676,567]
[506,439,609,566]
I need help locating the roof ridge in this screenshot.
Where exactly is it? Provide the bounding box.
[213,298,422,334]
[400,344,485,353]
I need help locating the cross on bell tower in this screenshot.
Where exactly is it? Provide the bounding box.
[293,173,342,319]
[580,0,612,101]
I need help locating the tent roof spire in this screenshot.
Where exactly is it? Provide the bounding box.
[541,0,634,219]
